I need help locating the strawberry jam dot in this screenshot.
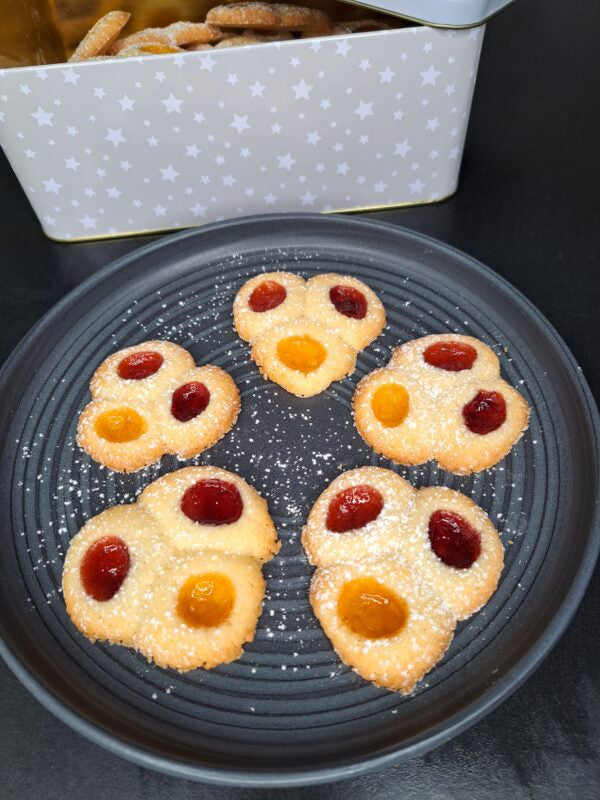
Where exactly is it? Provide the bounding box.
[80,536,130,602]
[371,383,409,427]
[329,285,368,319]
[428,510,482,569]
[171,381,210,422]
[95,407,146,443]
[423,341,478,372]
[277,335,326,373]
[462,390,507,434]
[181,479,243,525]
[338,578,408,639]
[176,573,235,628]
[326,485,384,532]
[117,350,163,380]
[249,280,287,312]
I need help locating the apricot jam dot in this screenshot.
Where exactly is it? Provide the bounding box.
[338,578,408,639]
[428,510,482,569]
[326,485,384,533]
[181,479,243,525]
[95,407,147,443]
[176,573,235,628]
[140,44,180,54]
[423,341,478,372]
[277,335,326,374]
[371,383,409,427]
[249,280,287,312]
[329,285,368,319]
[80,536,130,602]
[171,381,210,422]
[117,350,163,380]
[462,390,507,434]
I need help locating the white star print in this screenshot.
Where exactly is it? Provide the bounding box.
[25,149,35,159]
[264,193,277,205]
[337,162,350,175]
[409,179,426,194]
[240,148,250,158]
[445,84,455,96]
[423,42,433,53]
[320,98,331,110]
[155,71,165,82]
[35,69,48,81]
[335,40,352,58]
[426,118,440,132]
[245,187,255,196]
[359,59,371,72]
[430,150,439,159]
[227,73,239,86]
[96,168,106,178]
[93,87,106,99]
[133,200,142,208]
[66,125,78,137]
[19,84,31,95]
[153,204,167,217]
[354,101,374,121]
[374,181,386,193]
[194,112,205,124]
[186,144,200,158]
[43,215,56,227]
[307,131,321,145]
[107,186,121,199]
[147,136,158,146]
[421,65,441,86]
[105,128,126,147]
[64,157,79,171]
[359,135,369,145]
[300,191,316,206]
[118,94,135,111]
[160,166,179,182]
[79,215,97,229]
[199,54,216,72]
[271,123,282,134]
[379,67,395,84]
[309,40,322,52]
[62,68,80,85]
[42,178,61,194]
[250,81,265,97]
[230,114,250,134]
[394,140,412,157]
[162,94,183,114]
[449,147,460,160]
[190,203,207,218]
[120,161,131,170]
[222,174,236,187]
[292,79,312,100]
[278,153,296,170]
[31,107,53,127]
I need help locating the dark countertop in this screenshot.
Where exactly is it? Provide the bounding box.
[1,0,599,797]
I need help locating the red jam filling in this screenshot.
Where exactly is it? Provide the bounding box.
[423,341,478,372]
[80,536,130,601]
[326,484,384,533]
[462,390,507,434]
[249,280,287,312]
[428,510,481,569]
[329,285,368,319]
[171,381,210,422]
[181,479,243,525]
[117,350,164,380]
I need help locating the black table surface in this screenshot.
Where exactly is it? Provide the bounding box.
[1,0,599,797]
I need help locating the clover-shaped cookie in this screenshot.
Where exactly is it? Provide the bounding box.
[353,334,530,474]
[63,466,279,670]
[77,341,240,472]
[302,466,504,693]
[233,272,386,396]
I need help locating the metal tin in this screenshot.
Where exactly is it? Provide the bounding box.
[343,0,517,28]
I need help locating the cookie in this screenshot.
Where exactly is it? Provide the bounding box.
[109,21,222,55]
[215,34,293,48]
[206,3,331,33]
[62,504,171,646]
[302,466,416,567]
[233,271,306,343]
[153,365,240,459]
[251,318,356,397]
[354,334,529,473]
[138,466,280,561]
[69,10,131,62]
[134,551,265,671]
[310,558,456,694]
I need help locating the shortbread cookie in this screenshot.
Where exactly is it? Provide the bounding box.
[304,273,386,351]
[153,365,240,458]
[77,398,164,473]
[403,487,504,620]
[354,334,529,473]
[79,341,239,471]
[251,319,356,397]
[215,34,293,47]
[117,44,182,57]
[207,3,331,33]
[302,466,416,567]
[310,558,456,694]
[69,10,131,62]
[134,551,265,671]
[62,505,171,645]
[138,466,280,561]
[109,21,222,54]
[90,340,195,404]
[233,271,306,343]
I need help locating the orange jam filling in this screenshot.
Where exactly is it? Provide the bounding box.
[140,44,181,54]
[276,335,326,374]
[371,383,409,427]
[338,578,408,639]
[176,573,235,628]
[94,407,147,443]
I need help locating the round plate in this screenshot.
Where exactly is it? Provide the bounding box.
[0,215,598,787]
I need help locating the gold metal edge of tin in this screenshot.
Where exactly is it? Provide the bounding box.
[42,190,458,243]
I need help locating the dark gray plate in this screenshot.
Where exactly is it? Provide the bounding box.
[0,214,598,787]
